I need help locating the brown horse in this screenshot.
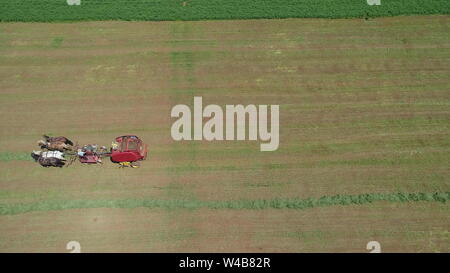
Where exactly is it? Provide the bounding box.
[37,140,72,151]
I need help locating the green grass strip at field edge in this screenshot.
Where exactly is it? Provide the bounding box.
[0,0,449,22]
[0,191,448,216]
[0,152,32,162]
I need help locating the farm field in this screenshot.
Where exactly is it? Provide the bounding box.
[0,15,449,252]
[0,0,449,22]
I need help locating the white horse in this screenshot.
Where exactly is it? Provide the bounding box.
[32,150,65,160]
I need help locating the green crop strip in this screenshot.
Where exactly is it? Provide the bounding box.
[0,0,448,22]
[0,191,448,215]
[0,152,32,162]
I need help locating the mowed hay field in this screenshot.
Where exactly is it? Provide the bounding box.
[0,15,449,252]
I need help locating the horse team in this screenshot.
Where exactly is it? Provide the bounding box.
[31,135,74,167]
[31,134,147,168]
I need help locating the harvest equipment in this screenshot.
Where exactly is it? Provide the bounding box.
[110,135,148,163]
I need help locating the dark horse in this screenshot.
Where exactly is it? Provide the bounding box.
[42,135,74,146]
[31,151,66,168]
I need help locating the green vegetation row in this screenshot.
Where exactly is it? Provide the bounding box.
[0,0,449,22]
[0,152,32,162]
[0,191,448,215]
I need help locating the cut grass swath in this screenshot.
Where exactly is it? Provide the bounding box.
[0,191,448,215]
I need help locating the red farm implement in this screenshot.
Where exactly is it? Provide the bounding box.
[77,144,108,164]
[110,135,148,163]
